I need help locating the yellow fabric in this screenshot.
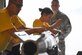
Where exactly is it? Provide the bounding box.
[33,19,50,28]
[10,15,26,30]
[33,19,50,35]
[0,9,26,52]
[33,19,43,27]
[0,9,14,32]
[10,15,26,46]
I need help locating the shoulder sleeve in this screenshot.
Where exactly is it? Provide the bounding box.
[11,15,26,30]
[0,10,14,32]
[58,13,72,39]
[33,19,43,27]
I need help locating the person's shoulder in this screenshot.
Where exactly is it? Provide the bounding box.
[33,19,43,27]
[58,11,67,16]
[34,19,40,21]
[58,11,69,18]
[11,15,21,20]
[10,15,20,22]
[33,19,41,23]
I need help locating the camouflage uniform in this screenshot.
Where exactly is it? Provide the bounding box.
[49,11,72,55]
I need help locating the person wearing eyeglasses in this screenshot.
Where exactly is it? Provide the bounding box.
[0,0,24,55]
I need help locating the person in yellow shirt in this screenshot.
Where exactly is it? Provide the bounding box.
[0,0,61,55]
[33,7,62,34]
[0,0,26,55]
[33,7,53,28]
[33,7,59,55]
[0,0,47,55]
[0,0,46,55]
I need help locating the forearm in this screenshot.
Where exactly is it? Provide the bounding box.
[47,27,59,34]
[58,22,72,40]
[50,19,63,29]
[44,19,63,35]
[25,27,46,34]
[61,25,71,38]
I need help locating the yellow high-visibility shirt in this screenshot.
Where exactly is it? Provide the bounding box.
[0,9,26,52]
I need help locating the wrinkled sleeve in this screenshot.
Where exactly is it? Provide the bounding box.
[58,15,72,40]
[11,15,26,31]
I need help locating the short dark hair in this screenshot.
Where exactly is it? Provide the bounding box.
[39,7,53,16]
[9,0,23,5]
[9,0,23,3]
[52,0,59,3]
[22,40,37,55]
[8,0,23,8]
[9,0,16,4]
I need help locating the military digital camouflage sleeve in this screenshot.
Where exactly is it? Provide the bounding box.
[49,11,72,40]
[58,13,72,40]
